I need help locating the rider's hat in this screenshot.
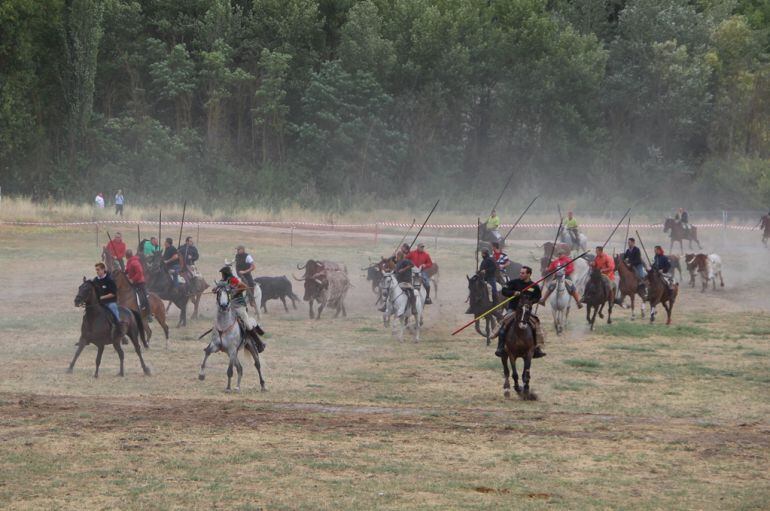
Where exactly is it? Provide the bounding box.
[235,245,245,251]
[219,265,233,276]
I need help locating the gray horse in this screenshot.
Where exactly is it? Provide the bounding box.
[69,278,151,378]
[198,286,266,392]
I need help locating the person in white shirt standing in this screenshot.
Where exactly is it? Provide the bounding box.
[94,193,105,209]
[114,189,124,216]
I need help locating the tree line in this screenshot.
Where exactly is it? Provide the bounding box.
[1,0,768,210]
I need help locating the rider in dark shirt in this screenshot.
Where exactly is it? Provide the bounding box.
[479,248,498,300]
[496,266,545,359]
[162,238,180,288]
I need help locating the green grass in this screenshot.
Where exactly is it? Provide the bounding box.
[605,344,657,353]
[597,321,708,339]
[563,359,601,369]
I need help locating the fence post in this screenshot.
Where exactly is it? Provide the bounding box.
[722,210,727,248]
[95,223,99,248]
[374,222,379,246]
[290,225,295,248]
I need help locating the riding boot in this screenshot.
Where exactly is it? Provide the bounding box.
[573,292,584,309]
[533,346,546,358]
[424,287,432,305]
[249,328,266,353]
[495,327,506,357]
[119,321,129,345]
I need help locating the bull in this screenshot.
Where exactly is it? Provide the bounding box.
[254,276,300,313]
[294,260,350,319]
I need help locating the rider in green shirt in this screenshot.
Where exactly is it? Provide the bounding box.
[486,209,502,243]
[142,236,162,256]
[566,211,579,246]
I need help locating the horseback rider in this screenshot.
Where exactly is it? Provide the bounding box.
[394,251,417,309]
[759,211,770,245]
[492,241,512,282]
[162,237,181,288]
[623,237,647,297]
[566,211,579,247]
[675,208,690,234]
[141,236,162,256]
[495,266,546,359]
[399,243,410,258]
[93,262,125,339]
[105,232,127,269]
[651,246,675,287]
[179,236,200,282]
[235,245,257,307]
[539,250,583,308]
[406,243,433,304]
[485,209,502,243]
[479,247,498,300]
[217,266,266,353]
[592,246,615,285]
[125,248,152,322]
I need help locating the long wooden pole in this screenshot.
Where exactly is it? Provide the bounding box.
[177,200,187,248]
[451,251,588,336]
[489,170,515,215]
[408,199,440,250]
[601,208,632,250]
[635,230,654,268]
[393,218,416,255]
[158,209,162,244]
[501,195,540,242]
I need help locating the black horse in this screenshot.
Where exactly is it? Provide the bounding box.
[140,249,189,327]
[69,278,151,378]
[583,267,614,331]
[466,273,502,346]
[500,301,538,400]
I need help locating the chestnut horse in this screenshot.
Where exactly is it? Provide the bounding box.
[645,269,678,324]
[664,218,702,253]
[614,255,646,320]
[112,270,170,349]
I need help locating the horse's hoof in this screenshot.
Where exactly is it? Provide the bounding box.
[93,374,99,379]
[260,386,267,392]
[224,388,231,393]
[504,390,510,399]
[234,387,241,393]
[143,367,152,376]
[198,374,205,381]
[117,372,125,377]
[66,367,73,374]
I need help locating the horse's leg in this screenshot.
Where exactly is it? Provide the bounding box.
[598,302,605,319]
[234,354,243,392]
[94,344,105,378]
[112,339,125,376]
[607,296,613,324]
[630,294,635,320]
[280,296,289,312]
[719,271,724,287]
[341,302,347,318]
[67,341,87,373]
[502,355,511,398]
[662,301,672,325]
[511,356,521,394]
[198,343,215,381]
[129,332,151,376]
[650,305,656,323]
[309,301,315,319]
[590,306,599,331]
[225,356,234,392]
[523,355,532,394]
[244,342,266,391]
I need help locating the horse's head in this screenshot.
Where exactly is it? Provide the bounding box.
[663,218,674,232]
[216,285,231,312]
[74,277,96,307]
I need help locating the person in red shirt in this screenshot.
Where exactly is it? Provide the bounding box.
[125,249,152,321]
[539,250,583,308]
[406,243,433,304]
[592,246,615,282]
[105,232,127,269]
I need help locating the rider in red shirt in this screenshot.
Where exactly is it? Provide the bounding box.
[406,243,434,304]
[106,232,127,266]
[539,250,583,308]
[124,249,152,320]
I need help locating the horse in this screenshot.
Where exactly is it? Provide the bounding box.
[614,255,646,320]
[645,269,677,324]
[548,268,571,335]
[198,286,266,391]
[583,267,614,330]
[559,229,587,253]
[466,273,502,346]
[183,266,209,320]
[379,269,425,342]
[664,218,701,253]
[69,278,151,378]
[140,252,189,327]
[111,270,170,348]
[500,302,538,400]
[478,223,504,252]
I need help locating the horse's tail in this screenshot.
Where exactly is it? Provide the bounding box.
[131,309,149,348]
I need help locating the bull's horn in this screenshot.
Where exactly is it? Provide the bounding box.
[292,273,305,281]
[297,262,306,270]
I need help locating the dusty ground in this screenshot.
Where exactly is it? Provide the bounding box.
[0,224,768,510]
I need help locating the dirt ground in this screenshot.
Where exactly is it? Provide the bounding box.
[0,224,768,510]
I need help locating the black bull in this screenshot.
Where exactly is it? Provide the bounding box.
[254,276,300,313]
[293,259,348,319]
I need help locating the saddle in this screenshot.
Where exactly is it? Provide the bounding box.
[185,264,202,279]
[398,282,418,313]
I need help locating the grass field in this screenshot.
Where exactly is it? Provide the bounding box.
[0,223,767,510]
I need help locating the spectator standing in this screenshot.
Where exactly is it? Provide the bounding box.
[115,190,124,216]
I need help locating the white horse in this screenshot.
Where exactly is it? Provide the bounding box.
[560,230,588,253]
[198,286,266,391]
[380,269,425,342]
[571,256,590,295]
[549,268,571,335]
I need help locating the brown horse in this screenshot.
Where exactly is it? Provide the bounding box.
[583,267,614,330]
[501,303,537,400]
[111,270,170,349]
[645,269,677,324]
[614,255,646,320]
[69,279,151,378]
[663,218,702,253]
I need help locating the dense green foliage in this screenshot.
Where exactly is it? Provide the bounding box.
[1,0,768,209]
